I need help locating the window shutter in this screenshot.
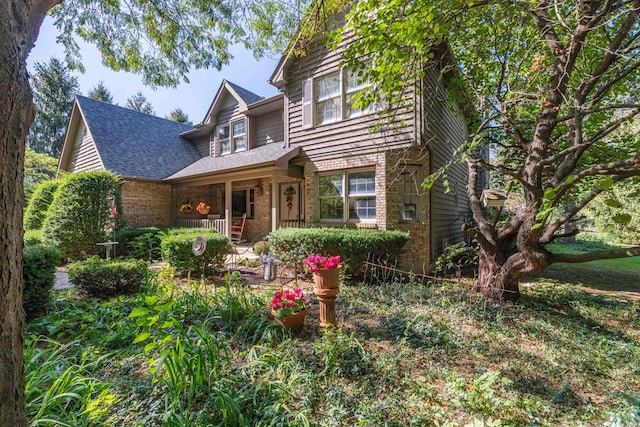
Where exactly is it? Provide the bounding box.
[302,78,313,129]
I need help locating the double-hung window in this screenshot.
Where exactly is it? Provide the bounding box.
[310,67,371,127]
[400,168,421,222]
[216,119,247,156]
[318,170,376,223]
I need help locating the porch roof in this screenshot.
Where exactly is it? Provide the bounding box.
[164,143,300,182]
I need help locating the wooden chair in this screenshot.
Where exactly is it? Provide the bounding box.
[230,213,247,243]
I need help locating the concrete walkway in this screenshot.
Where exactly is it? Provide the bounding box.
[52,244,260,291]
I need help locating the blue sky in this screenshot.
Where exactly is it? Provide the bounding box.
[27,16,282,123]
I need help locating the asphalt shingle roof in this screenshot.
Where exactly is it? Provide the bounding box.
[226,81,264,105]
[165,143,299,181]
[76,95,202,180]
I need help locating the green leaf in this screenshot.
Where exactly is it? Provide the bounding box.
[596,176,614,190]
[156,300,175,312]
[160,320,174,329]
[531,223,543,230]
[612,214,632,225]
[144,342,158,352]
[603,198,622,208]
[145,296,157,306]
[129,307,149,318]
[133,332,151,344]
[544,188,556,200]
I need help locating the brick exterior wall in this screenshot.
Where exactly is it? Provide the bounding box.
[121,180,173,228]
[303,149,433,272]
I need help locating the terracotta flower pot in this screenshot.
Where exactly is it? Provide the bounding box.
[272,308,307,329]
[313,267,341,289]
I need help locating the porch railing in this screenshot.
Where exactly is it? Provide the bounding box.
[279,219,305,228]
[175,218,227,234]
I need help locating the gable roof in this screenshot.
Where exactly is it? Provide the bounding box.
[201,80,264,124]
[165,143,300,182]
[61,96,202,180]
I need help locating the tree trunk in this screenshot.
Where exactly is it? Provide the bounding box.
[477,248,521,302]
[0,1,50,425]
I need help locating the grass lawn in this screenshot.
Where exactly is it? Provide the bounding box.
[26,263,639,426]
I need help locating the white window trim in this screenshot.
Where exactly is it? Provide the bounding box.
[311,67,372,127]
[317,169,377,224]
[216,119,247,156]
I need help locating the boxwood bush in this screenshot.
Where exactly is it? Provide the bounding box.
[160,228,231,277]
[68,257,148,299]
[23,244,61,318]
[267,227,410,278]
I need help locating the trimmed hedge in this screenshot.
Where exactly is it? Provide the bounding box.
[24,179,61,231]
[23,244,61,318]
[160,228,231,277]
[68,257,148,299]
[267,227,410,278]
[43,171,123,260]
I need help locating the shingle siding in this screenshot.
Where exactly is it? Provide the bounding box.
[69,122,103,172]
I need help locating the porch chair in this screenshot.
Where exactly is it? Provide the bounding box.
[230,213,247,243]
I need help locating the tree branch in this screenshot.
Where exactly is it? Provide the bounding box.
[549,246,640,264]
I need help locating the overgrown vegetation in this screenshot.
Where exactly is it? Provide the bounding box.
[26,256,639,426]
[267,227,409,278]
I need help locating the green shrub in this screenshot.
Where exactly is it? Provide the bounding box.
[253,240,269,256]
[24,179,61,231]
[43,171,123,260]
[24,229,44,246]
[115,227,164,259]
[267,227,409,277]
[23,244,61,318]
[160,229,231,277]
[68,257,147,298]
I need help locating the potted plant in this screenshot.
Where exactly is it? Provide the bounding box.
[196,201,210,215]
[303,255,341,327]
[270,288,311,329]
[303,255,341,289]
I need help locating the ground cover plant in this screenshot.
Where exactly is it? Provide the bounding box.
[26,259,639,426]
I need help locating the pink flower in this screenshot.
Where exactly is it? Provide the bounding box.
[110,205,118,216]
[303,254,341,272]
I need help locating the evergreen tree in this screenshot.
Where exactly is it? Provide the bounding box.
[27,57,79,157]
[24,147,58,205]
[87,80,114,103]
[125,91,155,115]
[166,107,192,124]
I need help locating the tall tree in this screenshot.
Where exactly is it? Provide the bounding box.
[125,91,155,114]
[0,0,305,425]
[27,57,79,157]
[166,107,192,124]
[342,0,640,301]
[87,80,114,103]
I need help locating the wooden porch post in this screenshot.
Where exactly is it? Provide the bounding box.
[271,173,279,231]
[225,180,232,239]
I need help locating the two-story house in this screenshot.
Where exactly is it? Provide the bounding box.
[58,18,474,271]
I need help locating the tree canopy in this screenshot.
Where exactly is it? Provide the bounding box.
[87,80,114,103]
[125,91,155,115]
[27,57,79,157]
[24,147,58,205]
[166,107,192,124]
[341,0,640,299]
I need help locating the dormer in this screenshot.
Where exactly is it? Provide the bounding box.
[180,80,284,158]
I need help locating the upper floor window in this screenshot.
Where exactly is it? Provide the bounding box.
[318,169,376,223]
[217,119,247,156]
[307,67,371,127]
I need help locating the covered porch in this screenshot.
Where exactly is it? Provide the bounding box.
[165,144,304,242]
